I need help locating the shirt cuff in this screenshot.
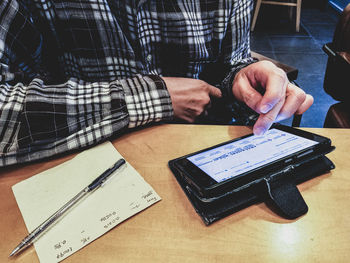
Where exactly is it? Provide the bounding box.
[218,59,259,126]
[120,74,173,128]
[220,58,257,100]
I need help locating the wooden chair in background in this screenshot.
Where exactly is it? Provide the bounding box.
[251,0,302,32]
[323,4,350,128]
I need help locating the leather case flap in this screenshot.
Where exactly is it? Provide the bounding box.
[263,174,308,219]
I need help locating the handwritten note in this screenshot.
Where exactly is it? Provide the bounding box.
[12,142,161,262]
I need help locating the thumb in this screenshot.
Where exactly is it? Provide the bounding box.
[208,85,222,98]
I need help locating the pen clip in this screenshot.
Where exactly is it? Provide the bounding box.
[100,162,126,187]
[88,159,126,191]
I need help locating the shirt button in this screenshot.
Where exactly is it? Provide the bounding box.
[146,54,152,62]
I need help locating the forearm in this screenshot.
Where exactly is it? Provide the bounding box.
[213,0,258,124]
[0,74,173,166]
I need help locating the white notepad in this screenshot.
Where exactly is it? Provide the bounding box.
[12,141,161,262]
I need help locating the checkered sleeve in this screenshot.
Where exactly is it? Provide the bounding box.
[0,0,173,166]
[121,75,173,128]
[218,0,259,125]
[220,0,256,97]
[0,75,173,166]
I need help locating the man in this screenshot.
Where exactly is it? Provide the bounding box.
[0,0,313,166]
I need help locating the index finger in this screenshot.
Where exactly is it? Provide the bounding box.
[258,72,288,114]
[208,85,222,98]
[253,99,285,135]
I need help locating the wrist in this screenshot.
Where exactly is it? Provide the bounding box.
[221,60,257,100]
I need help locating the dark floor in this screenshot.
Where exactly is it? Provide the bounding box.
[250,4,340,128]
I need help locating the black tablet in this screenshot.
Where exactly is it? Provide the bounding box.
[170,124,334,198]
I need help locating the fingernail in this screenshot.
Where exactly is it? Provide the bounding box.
[254,127,266,136]
[260,104,272,114]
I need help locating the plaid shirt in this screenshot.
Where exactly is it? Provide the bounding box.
[0,0,254,166]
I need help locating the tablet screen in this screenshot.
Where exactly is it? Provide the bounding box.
[187,128,319,183]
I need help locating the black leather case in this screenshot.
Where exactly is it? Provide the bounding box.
[169,154,335,225]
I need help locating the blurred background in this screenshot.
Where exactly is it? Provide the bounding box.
[250,0,348,127]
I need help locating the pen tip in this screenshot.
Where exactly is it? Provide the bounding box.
[9,247,19,257]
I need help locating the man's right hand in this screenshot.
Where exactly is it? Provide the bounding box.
[161,77,222,122]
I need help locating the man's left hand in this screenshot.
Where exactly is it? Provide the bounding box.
[232,60,314,135]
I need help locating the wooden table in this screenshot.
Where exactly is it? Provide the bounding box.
[1,125,349,263]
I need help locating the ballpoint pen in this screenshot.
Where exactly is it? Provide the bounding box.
[9,158,126,257]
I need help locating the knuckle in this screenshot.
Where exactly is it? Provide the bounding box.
[273,68,287,81]
[194,107,204,117]
[233,75,243,89]
[295,89,306,102]
[196,94,209,105]
[199,80,208,89]
[201,86,211,95]
[197,79,206,85]
[244,92,259,109]
[288,85,306,101]
[233,75,249,98]
[185,110,197,122]
[203,95,210,105]
[188,117,196,123]
[307,94,314,105]
[261,114,276,123]
[244,91,255,103]
[259,60,275,68]
[280,111,293,120]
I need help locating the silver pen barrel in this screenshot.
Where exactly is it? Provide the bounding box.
[9,158,125,257]
[10,186,90,257]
